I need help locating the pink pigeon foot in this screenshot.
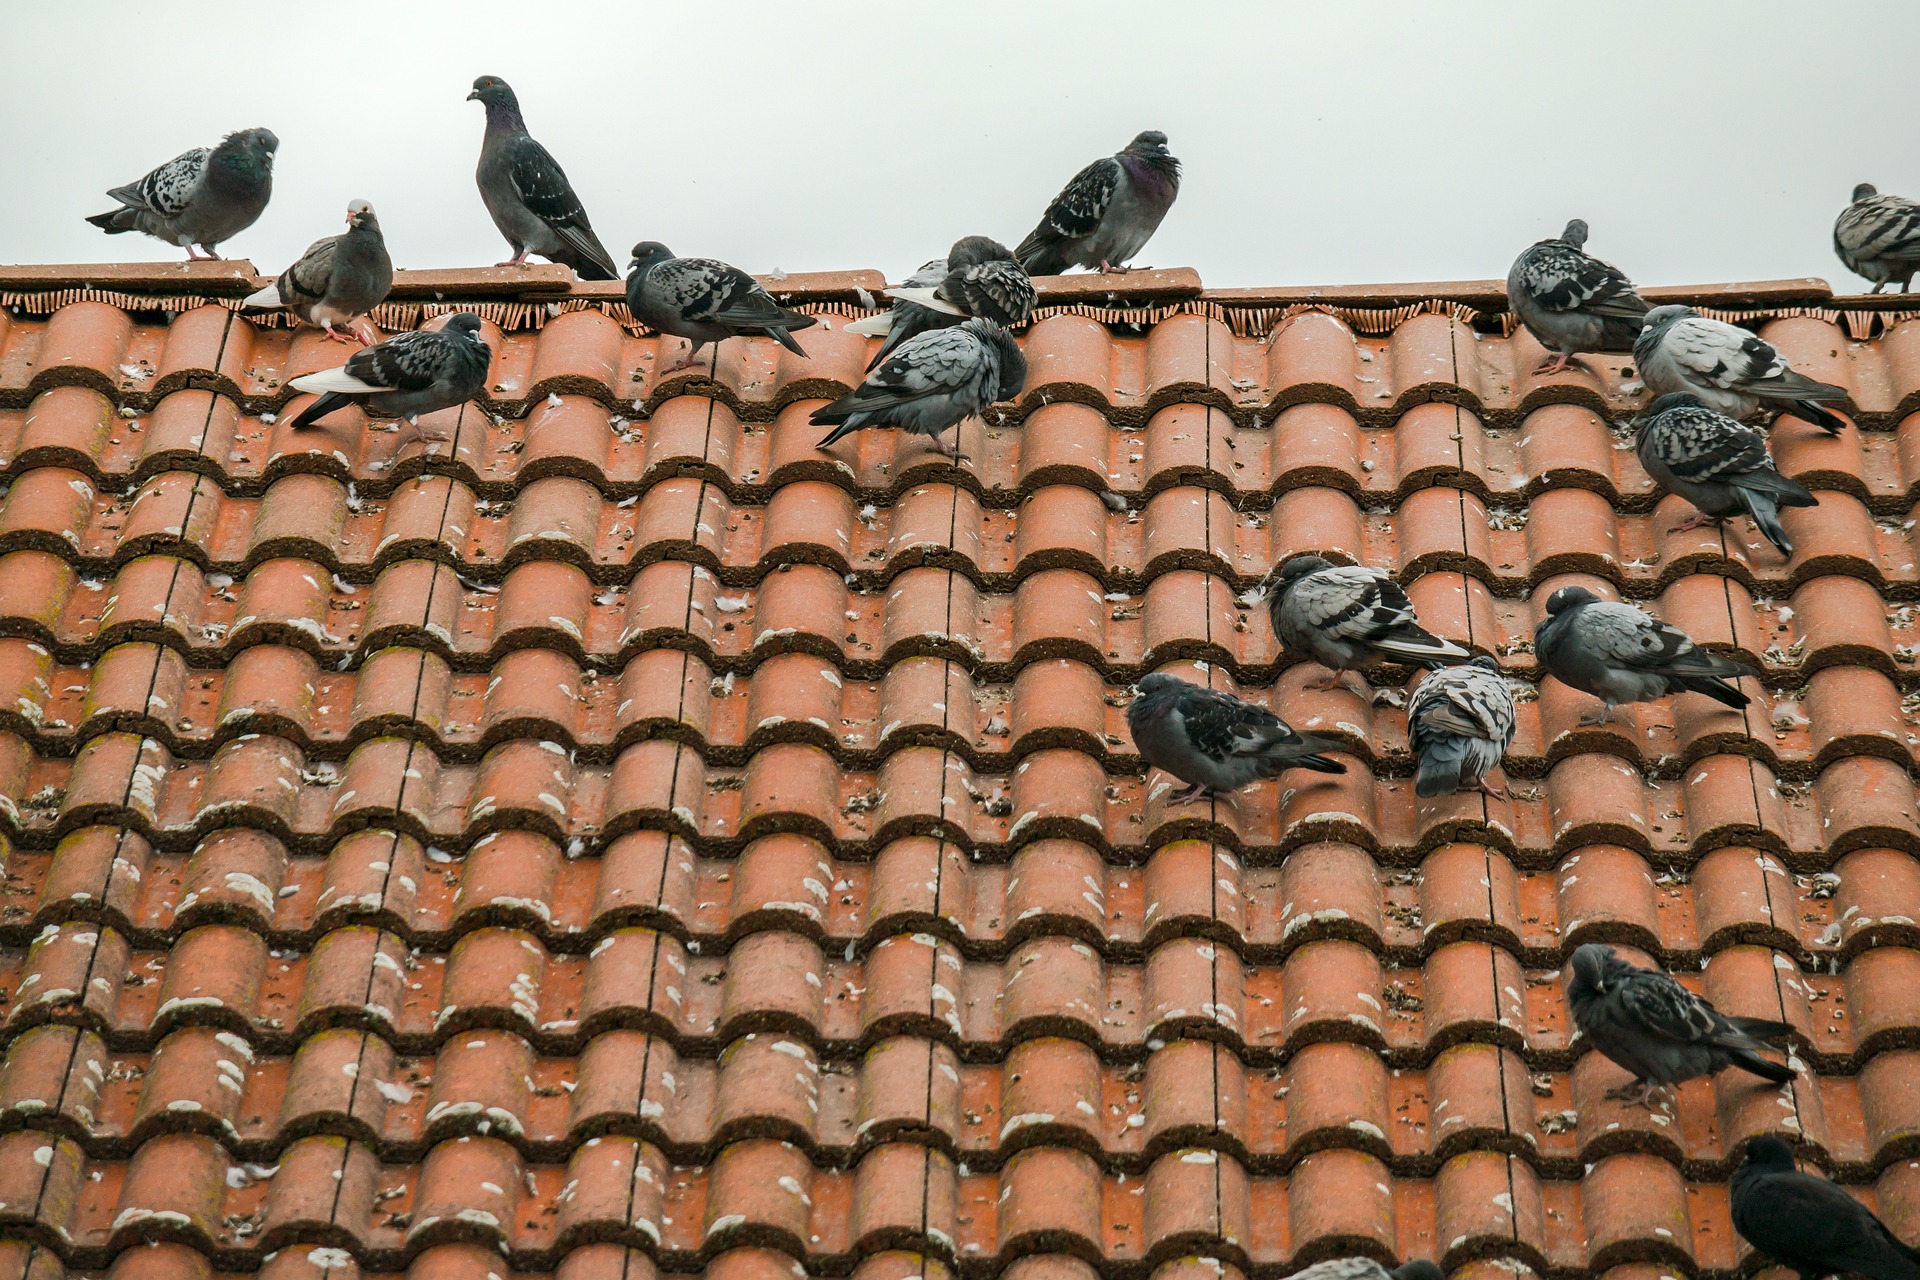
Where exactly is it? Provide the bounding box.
[1163,781,1213,805]
[1666,511,1723,535]
[1532,352,1577,375]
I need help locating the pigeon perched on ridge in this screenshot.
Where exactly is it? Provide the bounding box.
[626,241,817,374]
[245,199,394,345]
[1533,585,1752,725]
[1835,183,1920,294]
[86,128,278,259]
[1507,219,1650,375]
[1732,1136,1920,1280]
[468,76,618,280]
[844,236,1037,370]
[1287,1260,1445,1280]
[1262,554,1470,692]
[1567,943,1795,1108]
[1636,392,1817,557]
[1127,672,1347,805]
[813,318,1025,460]
[285,314,491,445]
[1016,131,1181,275]
[1635,304,1849,435]
[1407,657,1516,799]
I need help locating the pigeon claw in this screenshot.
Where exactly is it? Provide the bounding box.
[1163,782,1214,806]
[1604,1079,1669,1110]
[1576,701,1619,728]
[1468,779,1509,801]
[1667,511,1723,535]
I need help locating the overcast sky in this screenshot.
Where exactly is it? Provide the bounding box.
[4,2,1914,292]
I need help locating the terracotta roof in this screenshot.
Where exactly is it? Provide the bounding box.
[1,262,1919,1280]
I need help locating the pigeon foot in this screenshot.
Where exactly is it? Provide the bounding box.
[1532,353,1576,375]
[1467,779,1509,801]
[322,324,357,345]
[1604,1079,1668,1110]
[1667,511,1723,535]
[496,251,532,268]
[1576,701,1618,727]
[1163,782,1214,806]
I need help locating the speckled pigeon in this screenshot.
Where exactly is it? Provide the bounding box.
[1507,219,1650,375]
[1016,131,1181,275]
[1533,585,1751,724]
[1127,672,1347,805]
[1263,554,1469,691]
[1567,943,1794,1108]
[1733,1137,1920,1280]
[1634,304,1849,435]
[1835,183,1920,294]
[845,236,1037,370]
[469,76,618,280]
[1636,392,1817,556]
[86,128,278,259]
[245,199,394,345]
[286,313,491,445]
[1407,657,1516,799]
[626,241,817,373]
[1288,1260,1445,1280]
[813,318,1025,460]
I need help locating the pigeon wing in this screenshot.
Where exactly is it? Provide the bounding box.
[1616,969,1722,1045]
[344,329,456,393]
[506,134,616,277]
[1648,404,1776,484]
[832,328,982,414]
[112,147,210,215]
[1176,686,1298,761]
[945,259,1037,327]
[1519,241,1649,321]
[1034,156,1121,242]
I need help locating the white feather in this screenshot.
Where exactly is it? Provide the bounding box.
[244,283,283,308]
[884,285,966,316]
[291,367,389,394]
[842,312,895,337]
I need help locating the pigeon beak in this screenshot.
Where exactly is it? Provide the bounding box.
[466,90,481,101]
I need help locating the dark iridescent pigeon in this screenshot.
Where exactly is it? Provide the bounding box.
[245,199,394,345]
[1288,1261,1445,1280]
[1636,392,1817,556]
[1835,183,1920,294]
[813,318,1025,460]
[1127,672,1346,805]
[1016,131,1181,275]
[469,76,618,280]
[86,128,278,259]
[286,314,491,445]
[1534,585,1752,725]
[1507,219,1650,375]
[1634,304,1849,435]
[1263,554,1469,691]
[1733,1137,1920,1280]
[626,241,817,374]
[1408,657,1516,799]
[1567,943,1794,1108]
[845,236,1037,370]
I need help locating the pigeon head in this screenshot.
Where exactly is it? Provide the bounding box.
[1392,1263,1445,1280]
[963,319,1028,402]
[1854,182,1880,203]
[1543,585,1599,617]
[948,235,1015,269]
[345,199,378,230]
[1741,1135,1798,1172]
[1560,219,1590,249]
[1126,130,1172,156]
[629,241,675,275]
[1568,942,1619,993]
[1641,303,1694,334]
[214,128,278,173]
[1276,553,1333,591]
[468,76,523,121]
[437,313,488,346]
[1645,391,1703,417]
[1466,654,1499,673]
[1133,672,1186,699]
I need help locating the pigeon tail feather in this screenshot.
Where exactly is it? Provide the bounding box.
[1786,400,1848,435]
[86,209,135,233]
[291,367,389,395]
[1413,742,1469,796]
[885,285,967,316]
[288,392,352,430]
[843,312,894,337]
[1726,1048,1795,1083]
[245,283,283,308]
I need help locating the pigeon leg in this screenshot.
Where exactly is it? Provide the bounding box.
[1096,260,1141,274]
[1163,782,1213,805]
[1301,669,1344,692]
[1576,700,1618,727]
[186,245,216,261]
[657,342,710,375]
[1531,352,1576,375]
[1467,778,1509,801]
[1666,510,1723,535]
[496,249,531,268]
[1872,282,1888,295]
[322,323,357,345]
[1603,1078,1662,1109]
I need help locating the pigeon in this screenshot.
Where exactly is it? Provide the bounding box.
[626,241,817,374]
[1262,554,1470,691]
[1407,657,1516,799]
[244,199,394,345]
[1533,585,1752,725]
[1287,1261,1445,1280]
[1507,219,1651,375]
[1636,392,1818,556]
[1127,672,1347,805]
[1016,131,1181,275]
[1835,184,1920,295]
[86,128,278,259]
[468,76,618,280]
[1732,1137,1920,1280]
[1567,942,1795,1107]
[813,318,1026,460]
[1634,304,1849,435]
[285,314,492,445]
[844,236,1037,370]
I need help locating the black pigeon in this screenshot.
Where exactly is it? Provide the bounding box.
[846,236,1037,370]
[1635,304,1849,435]
[87,128,278,259]
[286,314,492,445]
[1506,219,1650,375]
[1127,671,1346,806]
[1262,553,1470,691]
[1566,942,1794,1108]
[1636,392,1817,556]
[245,199,394,345]
[626,241,817,374]
[1835,184,1920,294]
[1732,1136,1920,1280]
[1408,657,1516,799]
[1534,585,1753,725]
[469,76,618,280]
[814,318,1025,460]
[1016,131,1181,275]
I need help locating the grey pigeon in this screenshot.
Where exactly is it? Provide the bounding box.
[244,199,394,345]
[1263,554,1470,691]
[813,318,1025,460]
[468,76,618,280]
[1127,672,1347,805]
[626,241,817,374]
[86,128,278,259]
[1533,585,1752,725]
[845,236,1037,370]
[1016,131,1181,275]
[1636,392,1817,556]
[1289,1261,1445,1280]
[286,313,491,445]
[1507,219,1650,375]
[1634,304,1849,435]
[1835,183,1920,294]
[1408,657,1516,799]
[1732,1137,1920,1280]
[1567,942,1795,1108]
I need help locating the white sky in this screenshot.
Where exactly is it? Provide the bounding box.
[4,2,1915,292]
